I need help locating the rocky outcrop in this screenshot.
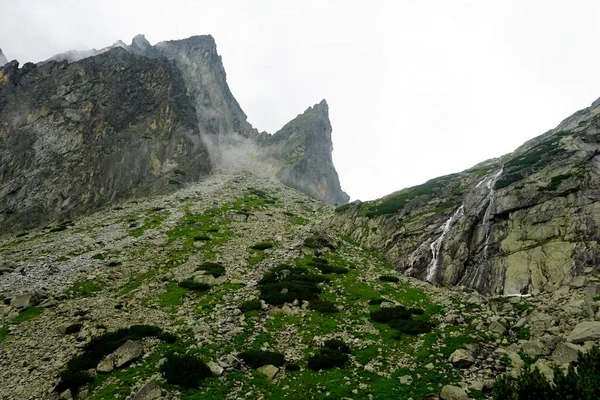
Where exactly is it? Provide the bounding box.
[258,100,349,205]
[0,49,7,67]
[0,49,211,231]
[0,35,348,232]
[327,97,600,295]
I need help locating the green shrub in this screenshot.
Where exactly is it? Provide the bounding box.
[334,203,353,213]
[323,339,350,354]
[379,275,400,282]
[314,264,348,274]
[239,350,285,368]
[195,262,225,277]
[56,325,177,394]
[194,235,211,241]
[388,319,433,335]
[309,299,338,313]
[307,349,349,371]
[368,298,384,305]
[493,345,600,400]
[408,307,425,315]
[178,279,211,291]
[286,363,300,371]
[369,306,411,322]
[258,265,327,305]
[250,242,275,250]
[239,299,262,313]
[303,237,318,248]
[160,353,212,388]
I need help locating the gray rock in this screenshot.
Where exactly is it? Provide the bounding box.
[448,349,475,368]
[399,375,413,385]
[551,342,582,365]
[208,361,224,376]
[489,321,507,336]
[521,340,549,357]
[133,381,162,400]
[570,275,586,288]
[257,364,279,380]
[114,340,143,367]
[10,292,42,309]
[440,385,468,400]
[567,321,600,343]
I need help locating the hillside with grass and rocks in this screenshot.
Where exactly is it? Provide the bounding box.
[2,33,600,400]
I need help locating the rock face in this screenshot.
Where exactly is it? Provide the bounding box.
[0,50,211,231]
[328,97,600,295]
[0,49,7,67]
[0,34,348,232]
[258,100,350,205]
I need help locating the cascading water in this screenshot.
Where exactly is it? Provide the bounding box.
[425,204,465,282]
[481,168,503,259]
[461,168,504,288]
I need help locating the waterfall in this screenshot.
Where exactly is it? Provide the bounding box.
[461,168,503,289]
[481,168,503,259]
[425,204,465,282]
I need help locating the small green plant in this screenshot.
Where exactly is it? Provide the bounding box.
[323,339,351,354]
[239,350,285,368]
[370,306,411,322]
[368,298,384,305]
[307,349,349,371]
[250,242,275,251]
[160,353,212,388]
[309,298,338,313]
[65,280,103,298]
[195,262,225,277]
[239,299,262,313]
[194,235,211,241]
[11,307,43,324]
[91,253,105,260]
[379,275,400,282]
[258,265,327,305]
[178,279,211,292]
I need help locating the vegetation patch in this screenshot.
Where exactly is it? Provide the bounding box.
[178,279,211,292]
[379,275,400,282]
[258,265,328,305]
[195,262,225,277]
[129,211,168,238]
[370,305,433,336]
[65,280,104,298]
[308,298,339,313]
[160,352,212,389]
[307,348,349,371]
[239,350,285,368]
[56,325,177,395]
[239,299,262,313]
[11,306,43,324]
[494,345,600,399]
[250,242,275,251]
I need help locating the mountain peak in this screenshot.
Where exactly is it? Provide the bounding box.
[131,34,151,50]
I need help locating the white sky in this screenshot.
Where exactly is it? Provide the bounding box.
[2,0,600,201]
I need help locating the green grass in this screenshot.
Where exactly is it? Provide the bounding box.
[11,307,44,324]
[65,280,104,298]
[0,327,8,343]
[129,211,168,237]
[158,282,189,308]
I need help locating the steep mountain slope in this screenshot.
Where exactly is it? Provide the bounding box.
[0,49,211,232]
[0,35,348,233]
[329,97,600,295]
[1,170,598,400]
[0,48,7,67]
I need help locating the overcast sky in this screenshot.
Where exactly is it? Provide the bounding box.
[2,0,600,201]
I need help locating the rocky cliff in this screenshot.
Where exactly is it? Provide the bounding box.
[258,100,350,205]
[0,49,211,231]
[0,49,7,67]
[0,35,348,232]
[328,97,600,295]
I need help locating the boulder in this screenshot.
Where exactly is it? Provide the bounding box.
[448,349,475,368]
[257,364,279,380]
[551,342,582,365]
[570,276,586,288]
[207,361,224,376]
[133,381,162,400]
[521,340,549,357]
[567,321,600,343]
[489,321,507,336]
[10,292,42,309]
[97,340,143,372]
[440,385,468,400]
